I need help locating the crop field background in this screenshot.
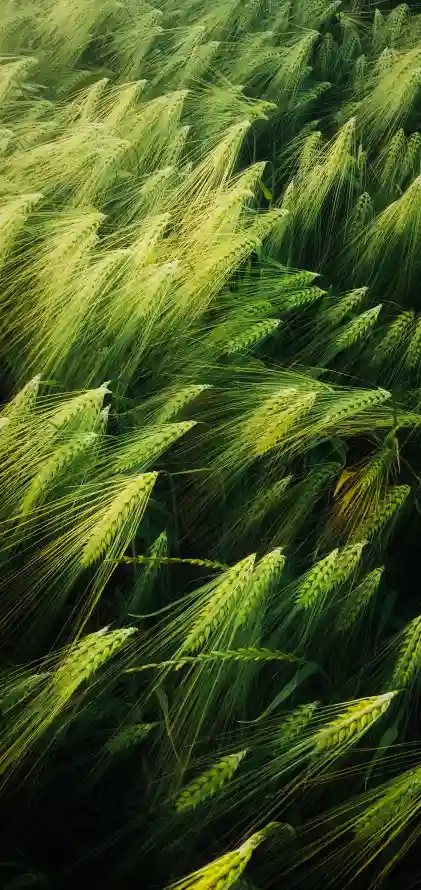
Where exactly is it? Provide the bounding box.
[2,1,421,888]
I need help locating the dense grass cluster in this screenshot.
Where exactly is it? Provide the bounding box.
[3,0,421,888]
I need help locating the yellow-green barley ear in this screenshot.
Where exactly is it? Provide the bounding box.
[374,128,406,196]
[53,627,137,695]
[113,422,196,473]
[322,288,368,329]
[219,318,281,356]
[316,32,337,78]
[268,30,320,99]
[372,311,414,368]
[252,391,317,457]
[372,8,385,53]
[313,692,397,752]
[332,541,367,586]
[354,762,421,841]
[294,80,332,115]
[181,555,256,654]
[336,567,384,633]
[175,749,247,812]
[293,542,366,632]
[317,387,390,430]
[20,432,98,514]
[0,628,136,775]
[358,484,410,542]
[339,19,361,65]
[298,131,323,175]
[353,53,367,97]
[295,549,339,610]
[391,614,421,690]
[46,383,111,439]
[304,0,341,29]
[322,305,382,365]
[235,548,286,629]
[357,46,421,146]
[107,10,163,81]
[279,286,326,312]
[166,822,281,890]
[81,472,158,567]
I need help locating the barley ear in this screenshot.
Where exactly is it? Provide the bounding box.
[175,750,247,812]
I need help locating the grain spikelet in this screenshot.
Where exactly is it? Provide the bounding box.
[106,722,157,754]
[176,750,247,812]
[358,485,410,541]
[236,548,285,628]
[355,764,421,840]
[404,131,421,179]
[386,3,409,47]
[319,388,390,428]
[333,541,366,586]
[114,422,196,472]
[323,305,382,363]
[314,692,397,751]
[299,131,323,174]
[0,628,136,774]
[278,702,319,744]
[373,311,414,366]
[280,286,326,311]
[54,627,136,694]
[347,193,374,237]
[0,57,36,103]
[336,568,384,632]
[20,432,97,513]
[391,614,421,689]
[167,823,280,890]
[269,30,319,97]
[221,318,281,355]
[81,472,158,567]
[323,288,368,328]
[182,555,256,654]
[295,549,339,609]
[47,383,110,436]
[376,128,406,196]
[253,392,317,456]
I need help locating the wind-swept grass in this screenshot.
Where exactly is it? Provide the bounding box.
[2,3,421,890]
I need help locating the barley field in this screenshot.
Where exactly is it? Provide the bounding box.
[2,2,421,888]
